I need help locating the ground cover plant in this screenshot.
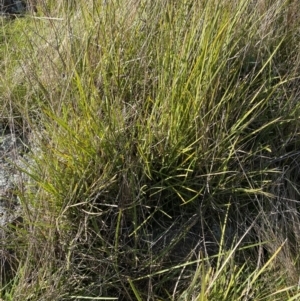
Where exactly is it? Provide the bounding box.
[1,0,300,300]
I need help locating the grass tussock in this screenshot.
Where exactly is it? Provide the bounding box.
[1,0,300,300]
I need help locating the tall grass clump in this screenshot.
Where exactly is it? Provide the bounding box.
[1,0,300,300]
